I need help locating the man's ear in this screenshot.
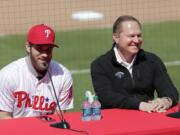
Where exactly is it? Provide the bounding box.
[112,33,119,44]
[25,42,30,53]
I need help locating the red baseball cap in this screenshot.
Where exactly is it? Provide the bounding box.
[27,24,59,47]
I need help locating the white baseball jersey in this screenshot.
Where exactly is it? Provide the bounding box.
[0,56,73,118]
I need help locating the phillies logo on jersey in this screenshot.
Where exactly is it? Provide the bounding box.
[14,91,57,111]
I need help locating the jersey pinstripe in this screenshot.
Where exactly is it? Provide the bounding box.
[0,56,73,118]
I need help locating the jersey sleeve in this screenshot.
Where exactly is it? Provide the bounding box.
[58,69,74,111]
[0,70,16,113]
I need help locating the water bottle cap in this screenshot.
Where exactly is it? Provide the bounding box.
[84,95,89,100]
[93,95,98,100]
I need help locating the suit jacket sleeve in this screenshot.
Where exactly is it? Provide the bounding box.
[153,56,179,106]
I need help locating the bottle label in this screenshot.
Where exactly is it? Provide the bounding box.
[92,107,101,115]
[82,108,91,117]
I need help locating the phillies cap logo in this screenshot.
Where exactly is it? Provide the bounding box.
[45,29,51,38]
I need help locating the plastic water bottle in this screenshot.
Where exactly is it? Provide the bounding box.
[81,96,91,121]
[91,96,101,120]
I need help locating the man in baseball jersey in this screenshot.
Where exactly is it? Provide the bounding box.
[0,24,73,119]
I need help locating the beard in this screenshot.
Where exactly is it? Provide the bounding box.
[40,61,49,71]
[30,55,51,76]
[36,60,50,75]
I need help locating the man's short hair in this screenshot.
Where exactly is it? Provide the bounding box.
[113,15,142,34]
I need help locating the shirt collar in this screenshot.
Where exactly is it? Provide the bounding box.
[113,46,136,69]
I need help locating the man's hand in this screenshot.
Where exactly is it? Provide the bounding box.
[139,102,155,113]
[139,97,172,113]
[0,111,12,119]
[149,98,172,113]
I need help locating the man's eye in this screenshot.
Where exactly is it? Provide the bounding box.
[128,35,134,38]
[137,34,142,38]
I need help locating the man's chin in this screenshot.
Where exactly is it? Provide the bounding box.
[129,50,138,54]
[39,63,49,72]
[131,47,140,53]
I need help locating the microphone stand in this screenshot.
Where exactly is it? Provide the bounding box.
[48,71,70,129]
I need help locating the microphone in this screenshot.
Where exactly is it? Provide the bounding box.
[48,71,70,129]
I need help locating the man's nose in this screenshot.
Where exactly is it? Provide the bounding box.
[133,36,141,43]
[41,51,49,57]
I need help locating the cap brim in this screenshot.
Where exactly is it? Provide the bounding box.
[42,44,59,48]
[29,42,59,48]
[52,44,59,48]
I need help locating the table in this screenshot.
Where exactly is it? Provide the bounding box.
[1,106,180,135]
